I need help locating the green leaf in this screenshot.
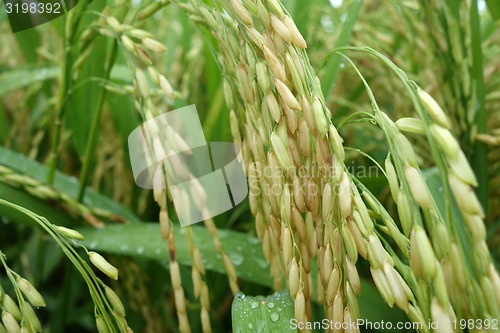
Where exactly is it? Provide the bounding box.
[107,93,141,146]
[77,223,406,325]
[202,84,230,141]
[0,182,69,229]
[232,290,294,333]
[0,64,132,97]
[68,38,109,156]
[0,103,8,141]
[12,29,41,64]
[320,0,363,99]
[422,168,475,277]
[0,66,59,96]
[0,4,7,25]
[77,223,272,287]
[470,0,489,211]
[486,0,500,21]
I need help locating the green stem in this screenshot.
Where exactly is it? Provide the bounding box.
[77,41,118,202]
[470,0,488,213]
[0,200,119,332]
[336,110,374,129]
[47,0,90,184]
[47,13,73,185]
[0,252,26,307]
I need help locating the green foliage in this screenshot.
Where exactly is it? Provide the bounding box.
[78,224,272,287]
[486,0,500,20]
[0,0,499,332]
[0,66,58,96]
[232,290,295,332]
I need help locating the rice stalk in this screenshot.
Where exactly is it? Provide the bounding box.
[177,0,372,329]
[98,13,246,331]
[0,164,124,227]
[177,0,500,331]
[335,45,500,322]
[0,200,132,333]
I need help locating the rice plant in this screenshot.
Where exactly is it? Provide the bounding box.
[0,0,499,332]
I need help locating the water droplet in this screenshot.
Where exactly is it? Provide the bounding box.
[137,247,144,255]
[235,292,246,299]
[438,187,443,193]
[277,307,282,312]
[248,237,259,244]
[255,258,268,269]
[267,302,275,309]
[229,253,244,266]
[270,312,279,322]
[247,323,254,330]
[250,301,259,309]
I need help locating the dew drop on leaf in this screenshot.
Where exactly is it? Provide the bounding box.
[229,253,244,266]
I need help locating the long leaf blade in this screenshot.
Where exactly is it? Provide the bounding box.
[320,0,363,99]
